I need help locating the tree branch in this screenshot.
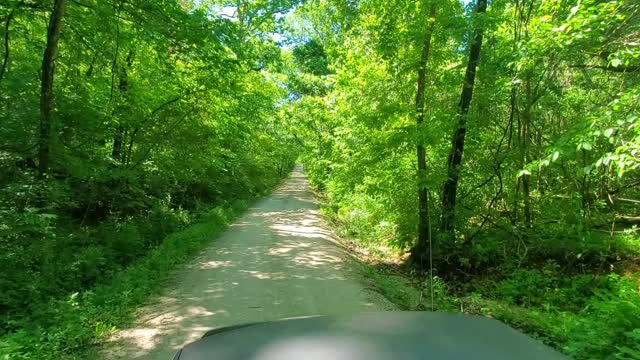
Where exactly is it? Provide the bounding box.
[570,64,640,73]
[125,87,213,162]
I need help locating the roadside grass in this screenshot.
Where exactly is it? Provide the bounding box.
[0,201,249,360]
[350,254,578,351]
[347,243,640,360]
[316,194,640,360]
[357,263,422,310]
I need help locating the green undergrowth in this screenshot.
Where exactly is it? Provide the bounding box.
[0,200,250,360]
[356,253,640,360]
[316,190,640,360]
[357,263,422,310]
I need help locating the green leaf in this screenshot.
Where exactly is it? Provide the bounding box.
[553,24,569,32]
[578,142,593,151]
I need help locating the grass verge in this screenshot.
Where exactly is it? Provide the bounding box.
[349,252,579,351]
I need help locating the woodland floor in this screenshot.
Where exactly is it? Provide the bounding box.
[101,167,393,360]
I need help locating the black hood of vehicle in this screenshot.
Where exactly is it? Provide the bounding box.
[173,312,567,360]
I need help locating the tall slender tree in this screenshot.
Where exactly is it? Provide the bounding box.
[112,50,134,162]
[0,10,14,84]
[38,0,67,176]
[440,0,488,240]
[412,1,437,266]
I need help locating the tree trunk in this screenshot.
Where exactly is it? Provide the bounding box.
[112,50,134,161]
[440,0,487,240]
[38,0,67,177]
[411,1,437,266]
[509,85,519,225]
[125,130,135,165]
[0,10,14,84]
[112,126,125,160]
[581,148,590,211]
[522,71,532,227]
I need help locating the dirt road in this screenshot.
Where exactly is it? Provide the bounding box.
[103,167,391,359]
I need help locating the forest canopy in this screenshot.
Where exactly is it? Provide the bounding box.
[0,0,639,359]
[288,0,639,358]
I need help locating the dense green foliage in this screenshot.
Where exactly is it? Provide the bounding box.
[287,0,640,358]
[0,203,248,359]
[0,0,296,357]
[1,0,639,359]
[359,256,640,360]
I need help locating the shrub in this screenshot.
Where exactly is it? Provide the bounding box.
[72,245,114,287]
[565,275,640,360]
[101,222,144,266]
[0,202,249,359]
[496,269,554,307]
[139,201,191,246]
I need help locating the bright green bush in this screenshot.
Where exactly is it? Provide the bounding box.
[565,275,640,360]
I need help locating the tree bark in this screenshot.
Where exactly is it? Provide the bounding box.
[509,86,520,225]
[440,0,487,240]
[411,1,437,266]
[38,0,67,177]
[112,50,134,161]
[0,10,14,84]
[522,71,532,226]
[112,126,125,160]
[580,148,590,211]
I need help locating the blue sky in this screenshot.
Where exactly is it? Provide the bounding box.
[214,0,477,44]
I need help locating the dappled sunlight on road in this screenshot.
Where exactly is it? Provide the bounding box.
[198,260,234,270]
[295,251,343,267]
[271,222,334,239]
[102,168,389,360]
[239,270,309,280]
[108,306,230,357]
